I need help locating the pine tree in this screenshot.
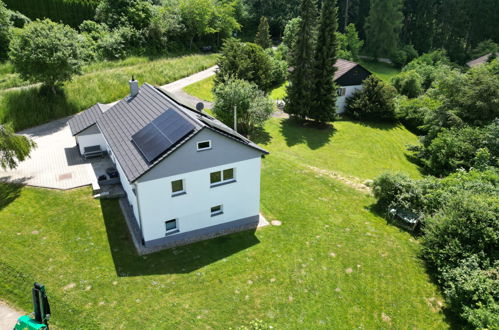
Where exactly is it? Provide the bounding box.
[284,0,317,120]
[364,0,403,58]
[310,0,339,123]
[254,16,272,49]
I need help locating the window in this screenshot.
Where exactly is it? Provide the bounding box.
[197,140,211,151]
[210,168,236,186]
[337,88,346,96]
[211,205,223,217]
[171,179,185,196]
[165,219,177,233]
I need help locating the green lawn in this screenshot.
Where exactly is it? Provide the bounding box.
[0,118,449,328]
[358,59,400,82]
[183,75,215,103]
[183,60,400,104]
[0,54,218,131]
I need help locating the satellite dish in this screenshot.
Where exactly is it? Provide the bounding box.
[196,102,205,111]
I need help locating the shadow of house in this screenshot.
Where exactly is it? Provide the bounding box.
[280,118,336,149]
[100,199,260,276]
[0,177,29,210]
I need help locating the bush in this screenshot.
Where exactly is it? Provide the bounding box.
[395,95,440,133]
[391,70,423,98]
[213,78,273,135]
[402,50,452,90]
[8,10,30,28]
[469,40,499,60]
[0,0,11,61]
[9,19,84,90]
[392,44,418,67]
[265,48,287,87]
[417,121,499,176]
[345,76,397,121]
[215,38,274,92]
[440,256,499,329]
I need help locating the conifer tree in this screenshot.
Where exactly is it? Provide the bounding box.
[310,0,338,123]
[284,0,317,120]
[364,0,403,58]
[254,16,272,49]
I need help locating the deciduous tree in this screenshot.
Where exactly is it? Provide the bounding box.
[0,125,35,170]
[0,0,11,61]
[9,19,84,93]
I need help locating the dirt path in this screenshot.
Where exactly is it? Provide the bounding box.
[0,300,23,330]
[306,165,372,193]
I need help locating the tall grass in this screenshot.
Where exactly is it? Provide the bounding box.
[0,54,218,131]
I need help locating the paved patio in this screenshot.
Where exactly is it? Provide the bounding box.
[0,117,114,190]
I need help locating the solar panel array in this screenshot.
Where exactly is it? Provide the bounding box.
[132,109,195,163]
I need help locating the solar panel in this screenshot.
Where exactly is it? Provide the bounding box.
[132,109,195,163]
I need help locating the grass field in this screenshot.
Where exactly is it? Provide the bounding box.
[183,60,400,104]
[0,54,218,131]
[0,118,449,328]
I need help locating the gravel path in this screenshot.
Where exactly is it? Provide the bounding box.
[0,300,22,330]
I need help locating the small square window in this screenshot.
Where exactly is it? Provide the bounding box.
[165,219,177,232]
[171,179,185,195]
[337,88,346,96]
[211,205,223,216]
[197,140,211,151]
[210,171,222,184]
[223,168,234,181]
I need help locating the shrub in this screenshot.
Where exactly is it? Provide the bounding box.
[417,121,499,176]
[0,0,11,61]
[345,76,397,121]
[9,19,84,91]
[265,48,287,87]
[395,95,440,133]
[213,78,273,135]
[8,10,30,28]
[215,38,273,92]
[391,70,423,98]
[469,40,499,60]
[392,44,418,67]
[402,50,452,89]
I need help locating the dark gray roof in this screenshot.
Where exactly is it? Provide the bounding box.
[68,103,106,135]
[96,83,267,183]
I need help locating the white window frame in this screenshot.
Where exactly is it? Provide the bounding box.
[211,205,223,217]
[210,168,236,187]
[171,179,186,197]
[165,219,178,234]
[337,88,346,96]
[197,140,212,151]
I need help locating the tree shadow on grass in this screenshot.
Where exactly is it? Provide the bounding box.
[249,126,272,145]
[338,115,400,131]
[100,199,260,276]
[0,178,28,211]
[280,118,336,150]
[1,87,78,132]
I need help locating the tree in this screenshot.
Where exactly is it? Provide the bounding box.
[364,0,403,58]
[244,0,301,37]
[284,0,317,120]
[95,0,153,31]
[309,0,338,123]
[9,19,84,93]
[391,70,423,98]
[215,38,273,92]
[254,16,272,49]
[345,76,397,121]
[0,0,11,61]
[342,23,363,61]
[277,17,301,62]
[213,78,273,135]
[0,125,35,170]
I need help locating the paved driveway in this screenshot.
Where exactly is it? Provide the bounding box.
[0,117,113,190]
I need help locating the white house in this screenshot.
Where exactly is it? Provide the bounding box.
[333,59,372,113]
[68,81,268,251]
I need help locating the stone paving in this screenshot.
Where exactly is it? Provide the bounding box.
[0,300,22,330]
[0,117,114,190]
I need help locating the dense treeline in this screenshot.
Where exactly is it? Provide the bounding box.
[4,0,98,27]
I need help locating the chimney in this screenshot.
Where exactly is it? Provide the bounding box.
[129,76,139,98]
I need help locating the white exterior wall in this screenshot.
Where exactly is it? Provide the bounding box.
[76,133,108,155]
[115,160,140,223]
[336,85,363,113]
[136,157,261,243]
